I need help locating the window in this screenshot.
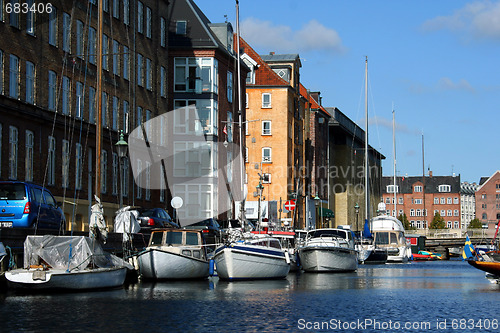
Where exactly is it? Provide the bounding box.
[112,96,118,130]
[75,82,83,118]
[48,6,57,46]
[414,198,422,205]
[10,0,19,28]
[482,213,487,220]
[386,185,399,193]
[63,13,70,52]
[145,161,150,200]
[453,197,459,204]
[89,86,96,123]
[145,58,152,90]
[438,184,451,192]
[262,173,271,184]
[262,147,272,163]
[447,210,452,216]
[102,34,109,70]
[123,0,129,25]
[410,209,415,217]
[440,198,445,204]
[9,54,19,99]
[136,106,142,128]
[434,197,439,204]
[441,210,445,217]
[112,40,119,76]
[137,1,143,34]
[227,71,233,103]
[0,50,3,94]
[123,100,129,133]
[454,209,459,216]
[146,7,151,38]
[176,20,186,35]
[398,197,403,204]
[123,157,129,197]
[262,93,271,108]
[62,140,70,188]
[48,136,56,185]
[25,130,34,181]
[481,193,487,199]
[112,0,119,18]
[26,61,35,104]
[9,126,18,179]
[137,53,143,86]
[48,70,56,111]
[101,150,107,193]
[26,0,34,34]
[447,197,452,204]
[102,92,108,127]
[160,180,164,202]
[75,143,82,190]
[414,185,422,192]
[262,121,271,135]
[136,159,142,199]
[112,152,118,195]
[160,17,166,47]
[447,221,452,228]
[88,27,96,64]
[76,21,84,59]
[174,57,218,93]
[103,0,109,12]
[62,76,70,115]
[160,66,166,97]
[123,46,129,80]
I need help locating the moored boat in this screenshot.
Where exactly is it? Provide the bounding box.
[299,228,358,272]
[251,230,299,271]
[214,231,290,280]
[137,229,209,280]
[5,235,131,291]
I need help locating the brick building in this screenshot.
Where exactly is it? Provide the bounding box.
[381,173,461,230]
[476,171,500,231]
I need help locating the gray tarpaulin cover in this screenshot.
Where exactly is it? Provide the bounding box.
[23,235,132,270]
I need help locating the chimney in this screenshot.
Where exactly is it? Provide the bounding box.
[270,52,275,55]
[429,170,433,177]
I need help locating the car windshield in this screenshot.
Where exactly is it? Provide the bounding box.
[139,209,156,217]
[0,184,26,200]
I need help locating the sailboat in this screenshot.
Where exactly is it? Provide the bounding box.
[212,1,290,281]
[5,2,132,291]
[355,57,388,265]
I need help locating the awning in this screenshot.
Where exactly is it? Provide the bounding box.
[319,207,335,218]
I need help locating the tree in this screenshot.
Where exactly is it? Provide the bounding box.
[468,218,482,229]
[398,213,415,230]
[429,212,446,229]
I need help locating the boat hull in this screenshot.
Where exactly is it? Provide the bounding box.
[299,246,358,272]
[214,245,290,280]
[5,267,127,290]
[137,249,209,280]
[468,260,500,276]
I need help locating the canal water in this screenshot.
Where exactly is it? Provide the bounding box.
[1,260,499,332]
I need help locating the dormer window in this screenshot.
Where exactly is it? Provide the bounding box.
[176,20,187,35]
[414,185,422,192]
[438,184,451,193]
[386,185,398,193]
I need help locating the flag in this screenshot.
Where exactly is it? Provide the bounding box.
[461,234,476,260]
[223,125,227,135]
[362,219,372,238]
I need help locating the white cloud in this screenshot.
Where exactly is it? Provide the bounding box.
[437,77,475,92]
[421,0,500,40]
[241,17,346,54]
[369,116,420,136]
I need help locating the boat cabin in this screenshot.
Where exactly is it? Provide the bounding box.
[149,230,207,260]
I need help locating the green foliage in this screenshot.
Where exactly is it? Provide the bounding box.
[468,218,482,229]
[398,213,416,230]
[429,212,446,229]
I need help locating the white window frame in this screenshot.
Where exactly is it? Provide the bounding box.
[75,82,83,118]
[262,173,271,184]
[262,120,271,135]
[262,147,272,163]
[438,184,451,193]
[386,185,398,193]
[414,185,422,192]
[262,93,271,108]
[123,100,129,133]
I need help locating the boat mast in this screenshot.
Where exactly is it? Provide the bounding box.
[364,57,369,224]
[393,108,396,216]
[236,0,246,228]
[422,132,426,228]
[95,0,103,196]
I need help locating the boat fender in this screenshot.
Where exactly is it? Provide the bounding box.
[209,259,215,276]
[284,251,290,264]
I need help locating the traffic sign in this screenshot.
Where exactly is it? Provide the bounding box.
[284,200,296,211]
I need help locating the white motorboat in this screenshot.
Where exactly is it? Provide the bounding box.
[137,229,209,280]
[371,203,412,263]
[214,231,290,280]
[5,235,131,291]
[251,230,299,271]
[299,228,358,272]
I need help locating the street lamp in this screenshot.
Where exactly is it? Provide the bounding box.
[314,195,321,228]
[354,202,360,232]
[115,130,128,209]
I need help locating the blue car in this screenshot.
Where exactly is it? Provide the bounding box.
[0,181,66,230]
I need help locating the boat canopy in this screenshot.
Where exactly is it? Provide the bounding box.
[23,235,132,271]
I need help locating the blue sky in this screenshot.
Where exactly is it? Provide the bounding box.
[196,0,500,184]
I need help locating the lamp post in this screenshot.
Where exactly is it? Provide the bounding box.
[314,195,320,228]
[354,202,360,232]
[115,130,128,209]
[256,179,264,229]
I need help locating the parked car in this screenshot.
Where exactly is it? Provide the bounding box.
[134,207,178,232]
[0,181,66,230]
[184,218,222,250]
